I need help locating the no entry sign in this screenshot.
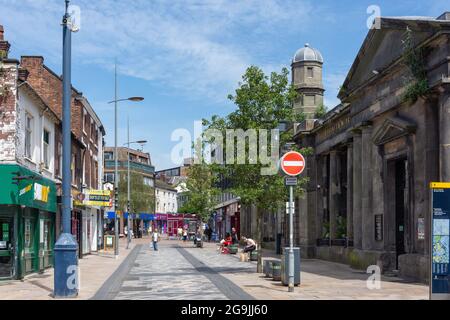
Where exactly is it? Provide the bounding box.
[281,151,306,176]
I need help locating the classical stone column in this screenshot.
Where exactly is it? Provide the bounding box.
[329,150,338,240]
[316,156,324,241]
[361,125,373,251]
[352,130,362,249]
[346,144,354,245]
[440,91,450,181]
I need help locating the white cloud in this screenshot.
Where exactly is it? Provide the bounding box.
[324,72,347,108]
[0,0,314,103]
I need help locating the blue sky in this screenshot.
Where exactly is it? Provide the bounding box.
[1,0,448,170]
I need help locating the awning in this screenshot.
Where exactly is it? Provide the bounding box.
[106,212,156,221]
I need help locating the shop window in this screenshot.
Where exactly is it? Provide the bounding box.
[24,218,34,254]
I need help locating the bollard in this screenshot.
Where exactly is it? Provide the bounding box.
[53,233,79,298]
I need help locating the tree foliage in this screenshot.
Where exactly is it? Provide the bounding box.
[177,163,220,224]
[402,27,429,103]
[118,172,155,214]
[203,66,310,271]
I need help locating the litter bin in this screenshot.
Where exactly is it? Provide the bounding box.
[250,250,258,261]
[228,244,238,254]
[272,261,281,281]
[281,247,301,286]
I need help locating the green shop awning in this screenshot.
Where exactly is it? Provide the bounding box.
[0,164,57,213]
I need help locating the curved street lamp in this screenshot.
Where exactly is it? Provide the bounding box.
[110,63,145,258]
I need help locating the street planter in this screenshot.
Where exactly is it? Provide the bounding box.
[272,261,281,281]
[250,250,258,261]
[331,239,347,247]
[228,245,238,254]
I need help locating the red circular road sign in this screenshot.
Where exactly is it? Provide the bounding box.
[280,151,306,176]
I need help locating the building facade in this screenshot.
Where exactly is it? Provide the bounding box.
[155,179,178,214]
[104,146,155,237]
[0,27,59,279]
[292,13,450,282]
[20,55,106,258]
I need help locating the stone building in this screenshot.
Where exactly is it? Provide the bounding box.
[293,13,450,282]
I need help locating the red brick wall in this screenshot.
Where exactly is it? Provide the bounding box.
[20,56,83,140]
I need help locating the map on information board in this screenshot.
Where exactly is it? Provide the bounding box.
[433,235,450,264]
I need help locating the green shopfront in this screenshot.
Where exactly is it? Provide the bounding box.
[0,165,56,280]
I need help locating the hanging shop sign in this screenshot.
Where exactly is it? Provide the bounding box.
[430,182,450,300]
[83,190,112,207]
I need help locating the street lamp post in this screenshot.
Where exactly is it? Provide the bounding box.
[123,118,147,249]
[54,0,79,298]
[108,69,143,258]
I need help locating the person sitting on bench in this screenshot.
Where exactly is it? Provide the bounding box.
[241,237,256,254]
[220,233,233,253]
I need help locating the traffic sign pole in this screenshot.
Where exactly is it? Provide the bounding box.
[288,184,294,292]
[280,151,306,293]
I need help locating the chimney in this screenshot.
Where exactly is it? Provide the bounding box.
[0,25,11,58]
[437,12,450,21]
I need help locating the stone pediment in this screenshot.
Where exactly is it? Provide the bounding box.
[372,116,416,146]
[338,17,440,100]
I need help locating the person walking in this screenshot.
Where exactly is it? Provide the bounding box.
[231,227,239,245]
[152,229,160,251]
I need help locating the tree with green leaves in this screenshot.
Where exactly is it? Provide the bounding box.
[118,172,155,214]
[203,66,310,272]
[177,162,220,235]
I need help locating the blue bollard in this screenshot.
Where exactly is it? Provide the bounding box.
[53,233,79,298]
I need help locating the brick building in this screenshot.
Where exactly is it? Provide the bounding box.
[19,56,106,257]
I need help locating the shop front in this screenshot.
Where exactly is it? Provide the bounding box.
[0,164,56,280]
[75,190,110,256]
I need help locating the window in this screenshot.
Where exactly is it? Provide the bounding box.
[57,141,62,177]
[104,173,115,183]
[25,113,33,159]
[144,177,154,187]
[43,129,50,169]
[94,160,98,188]
[104,152,113,160]
[83,112,89,134]
[71,154,76,185]
[307,67,314,78]
[24,218,34,254]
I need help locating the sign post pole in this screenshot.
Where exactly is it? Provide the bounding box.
[280,151,306,293]
[288,184,294,292]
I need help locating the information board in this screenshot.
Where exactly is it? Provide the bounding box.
[430,182,450,299]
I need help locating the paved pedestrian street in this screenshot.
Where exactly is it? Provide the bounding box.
[93,239,429,300]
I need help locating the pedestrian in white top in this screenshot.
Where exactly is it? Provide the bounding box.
[152,229,160,251]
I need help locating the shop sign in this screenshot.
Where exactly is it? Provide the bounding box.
[0,165,57,212]
[83,190,111,207]
[34,183,50,203]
